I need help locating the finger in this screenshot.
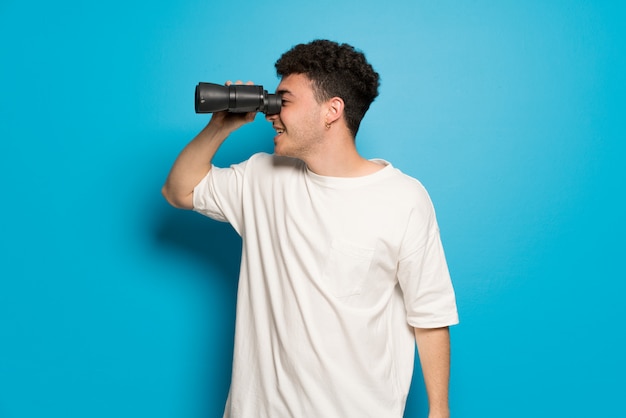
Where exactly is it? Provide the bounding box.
[226,80,254,86]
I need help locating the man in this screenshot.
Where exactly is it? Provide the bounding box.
[162,39,458,418]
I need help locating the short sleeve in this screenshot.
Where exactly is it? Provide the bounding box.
[397,195,459,329]
[192,160,248,235]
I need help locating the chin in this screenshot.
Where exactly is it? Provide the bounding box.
[274,145,290,157]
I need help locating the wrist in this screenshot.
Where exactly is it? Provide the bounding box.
[428,407,450,418]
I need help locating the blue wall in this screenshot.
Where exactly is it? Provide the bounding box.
[1,1,624,417]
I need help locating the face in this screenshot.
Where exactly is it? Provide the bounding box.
[266,74,326,159]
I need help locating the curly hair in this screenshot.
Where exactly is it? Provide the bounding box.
[275,39,380,137]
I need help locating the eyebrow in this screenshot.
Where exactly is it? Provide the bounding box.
[276,89,292,97]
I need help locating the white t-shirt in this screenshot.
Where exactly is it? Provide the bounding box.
[193,152,458,418]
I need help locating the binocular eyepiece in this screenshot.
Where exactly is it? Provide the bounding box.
[195,82,281,115]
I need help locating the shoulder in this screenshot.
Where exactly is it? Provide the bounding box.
[377,163,434,208]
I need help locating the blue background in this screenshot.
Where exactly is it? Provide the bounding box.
[1,0,624,417]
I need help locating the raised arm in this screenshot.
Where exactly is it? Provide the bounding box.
[414,326,452,418]
[162,84,256,209]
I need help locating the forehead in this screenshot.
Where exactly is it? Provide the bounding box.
[276,73,315,97]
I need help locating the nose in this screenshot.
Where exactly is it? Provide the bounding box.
[265,113,279,122]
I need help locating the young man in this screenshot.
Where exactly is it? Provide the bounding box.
[162,40,458,418]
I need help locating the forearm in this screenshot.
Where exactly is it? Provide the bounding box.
[162,79,257,210]
[414,326,451,418]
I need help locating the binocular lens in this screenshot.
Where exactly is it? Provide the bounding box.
[195,82,281,115]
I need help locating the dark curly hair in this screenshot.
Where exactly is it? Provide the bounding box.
[275,39,380,137]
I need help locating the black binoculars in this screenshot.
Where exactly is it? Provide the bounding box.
[195,82,281,115]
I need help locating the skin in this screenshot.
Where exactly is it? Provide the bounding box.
[266,74,382,177]
[162,74,452,417]
[415,327,452,418]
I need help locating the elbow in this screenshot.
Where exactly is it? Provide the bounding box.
[161,184,194,210]
[160,184,177,207]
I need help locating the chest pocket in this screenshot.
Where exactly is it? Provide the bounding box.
[322,239,375,298]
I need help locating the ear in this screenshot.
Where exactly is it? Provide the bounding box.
[325,97,344,124]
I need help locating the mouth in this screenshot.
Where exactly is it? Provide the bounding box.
[274,126,285,137]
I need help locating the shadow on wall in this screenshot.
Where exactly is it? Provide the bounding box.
[152,205,242,414]
[154,206,242,280]
[403,360,428,417]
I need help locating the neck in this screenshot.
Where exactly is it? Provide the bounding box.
[304,132,384,177]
